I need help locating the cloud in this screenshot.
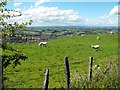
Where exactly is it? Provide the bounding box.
[109,5,120,16]
[14,2,23,7]
[15,8,22,12]
[99,15,109,19]
[8,6,85,26]
[100,5,119,19]
[34,0,50,7]
[98,5,118,26]
[99,15,117,26]
[85,16,117,26]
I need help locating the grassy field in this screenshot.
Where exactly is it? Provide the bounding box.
[3,34,118,88]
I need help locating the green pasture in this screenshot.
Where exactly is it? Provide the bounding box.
[3,34,118,88]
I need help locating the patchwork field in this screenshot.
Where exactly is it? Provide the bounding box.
[3,34,118,88]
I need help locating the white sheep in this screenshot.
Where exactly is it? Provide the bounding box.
[81,34,84,36]
[110,31,114,34]
[97,37,100,40]
[38,42,47,46]
[91,45,100,51]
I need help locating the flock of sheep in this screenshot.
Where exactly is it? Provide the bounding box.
[38,36,100,51]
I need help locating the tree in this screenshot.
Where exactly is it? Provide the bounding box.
[0,1,32,73]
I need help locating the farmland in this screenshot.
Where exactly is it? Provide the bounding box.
[3,33,118,88]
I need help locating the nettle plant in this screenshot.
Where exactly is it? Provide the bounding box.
[0,1,33,69]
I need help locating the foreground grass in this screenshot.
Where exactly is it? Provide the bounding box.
[71,61,119,89]
[3,34,118,88]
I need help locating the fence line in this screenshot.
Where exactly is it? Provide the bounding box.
[42,56,113,89]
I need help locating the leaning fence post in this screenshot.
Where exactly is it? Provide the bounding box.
[104,62,112,74]
[43,69,49,90]
[64,56,70,90]
[88,56,93,81]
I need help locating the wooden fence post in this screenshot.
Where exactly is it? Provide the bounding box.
[104,62,112,74]
[88,56,93,81]
[64,56,70,90]
[43,69,49,90]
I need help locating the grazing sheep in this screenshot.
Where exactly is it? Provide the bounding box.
[91,45,100,51]
[38,42,47,46]
[94,65,100,70]
[81,34,84,36]
[110,31,114,34]
[97,37,100,40]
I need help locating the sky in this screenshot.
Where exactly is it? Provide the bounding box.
[3,0,119,26]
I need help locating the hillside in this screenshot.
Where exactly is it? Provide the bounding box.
[3,34,118,88]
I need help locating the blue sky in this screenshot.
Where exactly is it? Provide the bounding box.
[41,2,117,19]
[12,0,119,2]
[5,1,118,26]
